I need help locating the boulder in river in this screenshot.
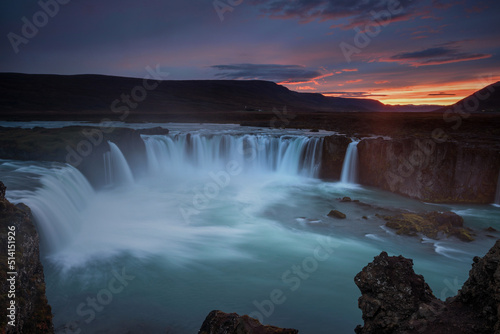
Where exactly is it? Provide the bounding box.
[328,210,346,219]
[378,211,475,241]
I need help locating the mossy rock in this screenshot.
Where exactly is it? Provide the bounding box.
[381,211,474,242]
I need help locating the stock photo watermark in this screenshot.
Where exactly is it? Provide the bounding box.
[62,267,135,334]
[384,74,497,191]
[65,64,169,167]
[340,0,404,63]
[179,160,243,224]
[213,0,243,22]
[7,0,71,54]
[6,225,17,327]
[179,105,295,224]
[248,235,340,325]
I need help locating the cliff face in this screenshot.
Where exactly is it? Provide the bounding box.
[355,240,500,334]
[456,239,500,332]
[0,126,150,187]
[318,135,351,179]
[0,182,54,333]
[357,137,500,203]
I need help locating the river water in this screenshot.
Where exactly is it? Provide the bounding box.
[0,122,498,334]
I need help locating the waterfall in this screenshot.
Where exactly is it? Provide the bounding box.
[141,134,324,178]
[9,165,94,252]
[495,169,500,206]
[340,140,359,184]
[104,141,135,186]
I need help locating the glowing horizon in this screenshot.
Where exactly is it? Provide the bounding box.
[1,1,499,109]
[288,76,500,106]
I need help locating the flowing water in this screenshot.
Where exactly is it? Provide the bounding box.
[495,169,500,207]
[340,140,359,184]
[0,122,499,334]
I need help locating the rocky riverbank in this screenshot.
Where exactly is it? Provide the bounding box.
[355,239,500,334]
[0,182,53,333]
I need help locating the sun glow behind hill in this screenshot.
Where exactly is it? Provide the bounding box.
[309,77,500,106]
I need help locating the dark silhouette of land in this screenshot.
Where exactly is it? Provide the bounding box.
[0,73,499,140]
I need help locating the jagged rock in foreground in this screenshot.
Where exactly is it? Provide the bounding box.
[0,181,54,333]
[199,310,298,334]
[456,239,500,332]
[355,239,500,334]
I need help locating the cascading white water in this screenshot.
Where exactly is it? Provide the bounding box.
[141,133,324,178]
[495,170,500,206]
[340,140,359,184]
[7,165,94,252]
[1,122,498,334]
[104,141,134,186]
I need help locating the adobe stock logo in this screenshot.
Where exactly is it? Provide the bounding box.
[7,0,71,54]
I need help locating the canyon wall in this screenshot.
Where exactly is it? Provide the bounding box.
[356,137,500,203]
[0,182,53,333]
[1,127,499,204]
[319,135,351,180]
[0,126,153,187]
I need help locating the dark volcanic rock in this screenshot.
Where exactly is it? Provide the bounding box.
[199,310,299,334]
[357,137,500,204]
[456,239,500,332]
[137,126,170,135]
[354,251,437,334]
[328,210,346,219]
[319,135,351,179]
[379,211,475,241]
[355,240,500,334]
[0,182,54,333]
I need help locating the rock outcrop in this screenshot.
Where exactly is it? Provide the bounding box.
[0,182,54,333]
[378,211,475,242]
[199,310,299,334]
[327,210,347,219]
[357,137,500,204]
[456,239,500,332]
[0,126,147,187]
[319,135,351,180]
[355,239,500,334]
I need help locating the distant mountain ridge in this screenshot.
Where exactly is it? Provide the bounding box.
[1,73,496,118]
[0,73,433,117]
[436,81,500,113]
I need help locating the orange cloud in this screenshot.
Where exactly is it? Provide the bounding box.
[296,86,316,91]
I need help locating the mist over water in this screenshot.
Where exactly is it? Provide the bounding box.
[1,123,498,334]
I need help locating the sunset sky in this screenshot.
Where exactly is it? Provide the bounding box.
[1,0,499,105]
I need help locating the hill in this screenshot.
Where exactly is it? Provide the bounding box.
[0,73,387,120]
[435,81,500,113]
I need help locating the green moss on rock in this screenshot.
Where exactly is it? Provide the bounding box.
[380,211,474,242]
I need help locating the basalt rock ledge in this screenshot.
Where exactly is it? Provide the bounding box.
[354,239,500,334]
[0,181,54,333]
